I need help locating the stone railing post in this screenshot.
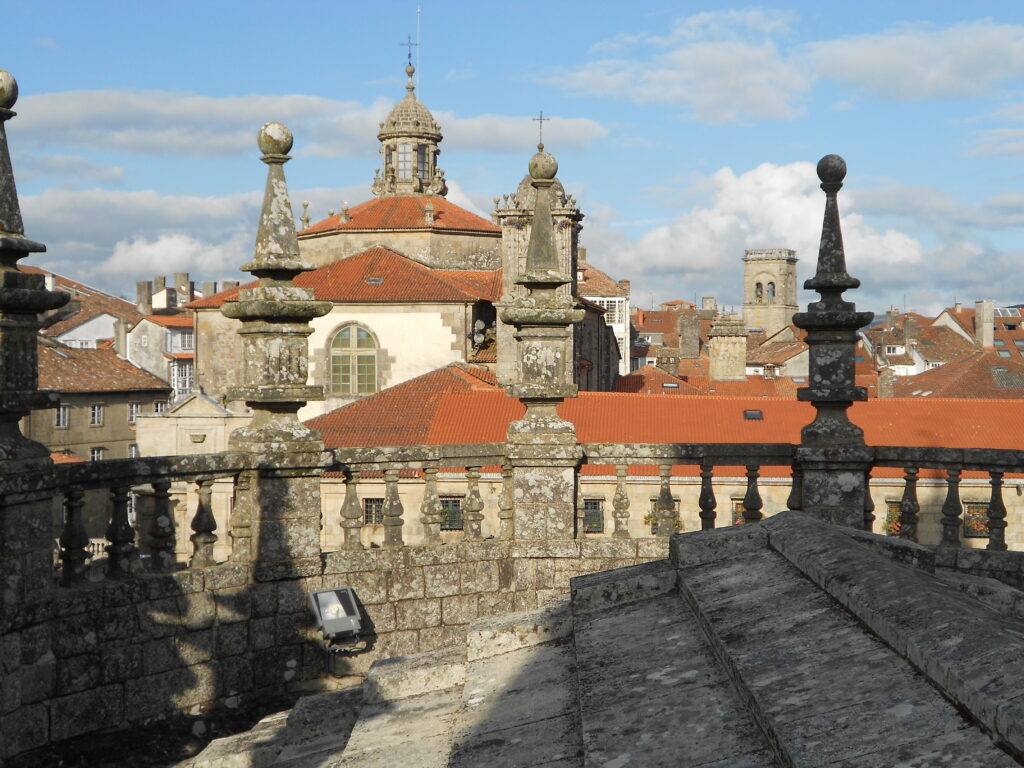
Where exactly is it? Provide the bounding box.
[742,465,764,524]
[497,463,514,540]
[698,461,717,530]
[59,488,89,585]
[189,477,217,568]
[105,486,136,578]
[382,468,405,549]
[0,70,69,616]
[222,122,332,579]
[148,479,176,571]
[612,464,631,538]
[654,462,675,537]
[463,466,484,539]
[940,469,962,547]
[898,467,920,542]
[340,469,364,551]
[419,467,442,544]
[500,146,584,539]
[792,155,875,527]
[987,471,1007,551]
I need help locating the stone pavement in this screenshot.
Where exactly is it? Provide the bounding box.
[190,511,1024,767]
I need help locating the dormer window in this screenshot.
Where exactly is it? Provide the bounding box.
[397,144,413,179]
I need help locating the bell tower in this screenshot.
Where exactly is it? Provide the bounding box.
[742,248,798,336]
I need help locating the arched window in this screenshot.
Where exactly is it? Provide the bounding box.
[766,282,776,301]
[755,282,764,302]
[330,325,377,395]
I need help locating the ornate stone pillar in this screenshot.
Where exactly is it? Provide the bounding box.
[222,122,332,579]
[0,71,69,616]
[793,156,874,527]
[500,147,584,539]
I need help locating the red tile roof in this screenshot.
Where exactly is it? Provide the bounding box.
[190,247,502,309]
[614,365,704,394]
[51,451,86,464]
[19,265,143,338]
[299,196,500,237]
[38,342,171,393]
[893,351,1024,398]
[144,312,194,328]
[578,262,627,298]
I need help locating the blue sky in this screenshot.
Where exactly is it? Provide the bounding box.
[7,1,1024,315]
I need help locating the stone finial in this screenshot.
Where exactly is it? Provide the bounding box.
[405,63,416,94]
[300,200,310,230]
[0,69,31,244]
[804,154,859,300]
[423,200,435,225]
[245,122,306,273]
[339,203,351,223]
[524,147,561,273]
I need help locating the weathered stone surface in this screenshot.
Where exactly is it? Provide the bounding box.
[570,559,675,617]
[364,645,466,704]
[213,587,252,624]
[670,522,768,568]
[49,684,123,741]
[284,686,362,743]
[466,602,572,662]
[191,710,288,768]
[441,594,478,626]
[422,564,460,598]
[56,652,101,695]
[386,568,424,601]
[125,662,219,722]
[217,621,250,657]
[395,598,441,630]
[1,703,48,758]
[459,561,499,593]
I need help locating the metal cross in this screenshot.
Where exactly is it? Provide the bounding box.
[533,110,550,147]
[400,34,419,65]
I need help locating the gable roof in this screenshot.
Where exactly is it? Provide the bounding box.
[614,365,703,394]
[893,351,1024,398]
[37,341,171,394]
[190,247,502,309]
[142,311,194,328]
[299,195,500,237]
[577,262,627,298]
[20,265,142,338]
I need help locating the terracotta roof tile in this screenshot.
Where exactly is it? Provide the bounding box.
[191,247,501,309]
[893,351,1024,398]
[19,265,143,337]
[299,196,500,237]
[614,365,703,394]
[577,262,627,298]
[38,342,171,394]
[144,311,194,328]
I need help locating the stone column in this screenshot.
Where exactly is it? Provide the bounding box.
[0,70,69,618]
[222,122,332,579]
[500,146,584,539]
[793,156,874,527]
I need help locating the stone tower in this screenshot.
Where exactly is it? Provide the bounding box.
[371,63,448,198]
[493,145,584,387]
[742,248,798,336]
[708,314,748,381]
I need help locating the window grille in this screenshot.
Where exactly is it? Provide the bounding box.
[582,498,605,533]
[440,497,464,531]
[363,497,384,525]
[963,501,989,538]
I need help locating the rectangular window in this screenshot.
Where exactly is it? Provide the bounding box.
[154,401,168,414]
[417,145,429,179]
[141,335,148,347]
[128,402,140,424]
[593,299,623,325]
[128,444,139,459]
[89,404,103,426]
[363,497,384,526]
[648,497,680,535]
[55,404,69,428]
[582,498,605,533]
[994,339,1006,346]
[963,502,990,538]
[998,350,1012,357]
[440,496,464,531]
[180,329,194,350]
[1013,339,1024,348]
[731,498,748,526]
[397,144,413,179]
[885,345,899,354]
[89,447,104,462]
[883,500,901,536]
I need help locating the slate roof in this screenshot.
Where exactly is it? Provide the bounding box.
[298,196,500,237]
[190,247,502,309]
[894,351,1024,398]
[20,265,142,338]
[37,341,171,393]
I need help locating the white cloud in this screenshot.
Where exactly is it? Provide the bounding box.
[438,113,607,154]
[15,153,124,186]
[809,21,1024,100]
[98,232,251,277]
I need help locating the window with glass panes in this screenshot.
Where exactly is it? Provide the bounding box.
[331,326,377,395]
[397,144,413,179]
[90,404,103,426]
[440,497,463,530]
[363,498,384,525]
[963,501,990,538]
[55,404,69,428]
[90,447,104,461]
[417,145,429,179]
[731,498,746,525]
[582,498,605,533]
[128,402,140,424]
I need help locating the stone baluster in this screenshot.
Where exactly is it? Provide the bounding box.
[59,487,89,585]
[787,463,803,511]
[654,462,675,537]
[898,467,920,542]
[497,463,514,540]
[940,468,963,547]
[189,477,217,567]
[863,471,876,532]
[742,465,764,524]
[987,471,1007,551]
[463,466,484,540]
[382,469,405,549]
[793,155,875,527]
[106,486,135,578]
[340,469,364,551]
[612,464,631,538]
[148,479,176,571]
[698,461,717,530]
[418,467,442,545]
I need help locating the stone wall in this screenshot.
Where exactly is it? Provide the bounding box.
[297,230,501,271]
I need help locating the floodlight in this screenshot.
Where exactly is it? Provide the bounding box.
[309,587,362,641]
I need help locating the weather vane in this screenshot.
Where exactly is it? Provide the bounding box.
[533,110,550,149]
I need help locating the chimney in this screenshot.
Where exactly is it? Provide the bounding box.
[113,318,127,356]
[222,280,239,293]
[975,300,995,348]
[200,281,216,299]
[886,309,898,330]
[617,279,630,292]
[699,296,717,319]
[578,246,587,264]
[43,273,55,291]
[154,276,166,293]
[136,280,153,315]
[904,316,918,347]
[678,312,700,359]
[878,367,895,398]
[708,314,748,381]
[954,301,962,312]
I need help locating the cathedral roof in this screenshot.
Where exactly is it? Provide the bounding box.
[299,196,500,237]
[377,64,441,143]
[190,247,501,308]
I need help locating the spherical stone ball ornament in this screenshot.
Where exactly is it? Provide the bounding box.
[817,154,846,184]
[529,147,558,181]
[258,122,293,155]
[0,70,19,110]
